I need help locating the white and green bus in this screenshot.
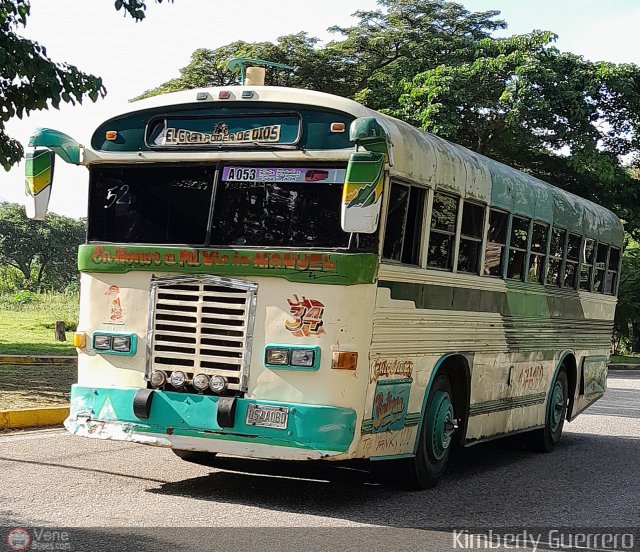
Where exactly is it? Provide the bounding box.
[25,76,623,488]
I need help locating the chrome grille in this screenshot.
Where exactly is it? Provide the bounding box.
[147,275,258,392]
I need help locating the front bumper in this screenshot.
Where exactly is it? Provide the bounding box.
[65,385,357,460]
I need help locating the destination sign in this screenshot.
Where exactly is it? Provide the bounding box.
[147,114,301,147]
[221,167,346,183]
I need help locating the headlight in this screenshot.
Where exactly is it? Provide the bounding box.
[170,371,187,389]
[265,348,290,365]
[209,375,228,393]
[192,373,210,392]
[290,349,315,367]
[150,370,167,388]
[93,334,112,350]
[112,335,131,352]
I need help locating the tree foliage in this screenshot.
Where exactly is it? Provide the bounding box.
[136,0,640,235]
[0,0,172,171]
[615,238,640,352]
[0,202,85,292]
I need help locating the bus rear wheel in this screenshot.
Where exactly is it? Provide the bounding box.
[532,368,568,453]
[401,373,456,489]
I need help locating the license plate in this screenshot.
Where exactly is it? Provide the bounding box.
[246,404,289,429]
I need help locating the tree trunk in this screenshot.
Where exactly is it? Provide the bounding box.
[632,320,640,354]
[54,321,66,342]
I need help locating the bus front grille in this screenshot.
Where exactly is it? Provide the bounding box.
[147,275,258,393]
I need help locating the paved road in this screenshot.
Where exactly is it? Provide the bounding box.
[0,371,638,550]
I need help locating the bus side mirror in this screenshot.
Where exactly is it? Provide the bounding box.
[24,148,55,220]
[341,150,385,234]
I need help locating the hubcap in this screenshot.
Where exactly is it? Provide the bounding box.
[427,390,455,461]
[549,380,564,433]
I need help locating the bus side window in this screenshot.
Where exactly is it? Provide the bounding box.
[506,215,530,281]
[593,243,608,293]
[484,209,508,277]
[528,222,549,283]
[564,233,581,288]
[382,182,425,265]
[457,201,485,273]
[547,228,566,286]
[579,238,595,291]
[427,192,459,270]
[604,247,620,295]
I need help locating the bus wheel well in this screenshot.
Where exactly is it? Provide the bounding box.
[561,354,578,419]
[437,355,471,445]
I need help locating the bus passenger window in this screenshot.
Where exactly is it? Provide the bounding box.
[546,228,566,286]
[506,216,530,280]
[593,243,608,293]
[457,201,485,273]
[528,222,548,283]
[382,183,425,265]
[579,238,595,291]
[427,192,458,270]
[564,233,581,288]
[604,247,620,295]
[484,209,508,277]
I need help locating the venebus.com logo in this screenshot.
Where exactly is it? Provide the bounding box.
[6,528,72,551]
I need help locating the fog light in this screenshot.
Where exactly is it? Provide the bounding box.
[209,375,228,393]
[291,349,315,367]
[93,334,112,350]
[265,348,289,365]
[170,371,187,389]
[112,335,131,352]
[150,370,167,388]
[192,373,210,392]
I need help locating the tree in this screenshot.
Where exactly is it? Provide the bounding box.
[134,0,640,235]
[615,238,640,353]
[0,0,172,171]
[0,202,85,291]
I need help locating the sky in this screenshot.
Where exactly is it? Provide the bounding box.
[2,0,640,218]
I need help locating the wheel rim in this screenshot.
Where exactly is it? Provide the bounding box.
[549,380,565,433]
[427,390,454,461]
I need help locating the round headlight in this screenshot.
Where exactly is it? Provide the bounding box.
[150,370,167,388]
[209,375,228,393]
[192,373,210,392]
[170,370,187,389]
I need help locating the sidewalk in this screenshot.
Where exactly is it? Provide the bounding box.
[0,358,75,429]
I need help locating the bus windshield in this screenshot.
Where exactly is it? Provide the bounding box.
[88,164,365,249]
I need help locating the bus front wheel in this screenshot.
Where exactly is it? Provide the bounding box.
[532,368,568,453]
[402,373,456,489]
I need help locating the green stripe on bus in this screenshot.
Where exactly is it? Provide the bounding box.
[78,244,378,285]
[378,280,586,319]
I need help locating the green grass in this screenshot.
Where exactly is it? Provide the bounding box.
[0,292,79,356]
[610,355,640,365]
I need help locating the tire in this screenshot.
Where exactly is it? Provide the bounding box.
[401,373,456,489]
[171,449,219,467]
[532,368,568,453]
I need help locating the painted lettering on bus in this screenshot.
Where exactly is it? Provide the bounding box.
[370,358,414,383]
[88,246,338,273]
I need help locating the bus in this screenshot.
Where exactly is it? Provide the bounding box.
[24,74,623,489]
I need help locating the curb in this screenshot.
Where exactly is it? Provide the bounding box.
[0,406,69,430]
[0,355,76,365]
[609,364,640,371]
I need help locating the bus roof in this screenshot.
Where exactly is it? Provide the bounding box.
[102,85,624,245]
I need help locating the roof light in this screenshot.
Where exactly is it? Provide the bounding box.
[218,90,231,99]
[330,122,346,133]
[196,92,209,101]
[241,90,254,99]
[105,131,118,140]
